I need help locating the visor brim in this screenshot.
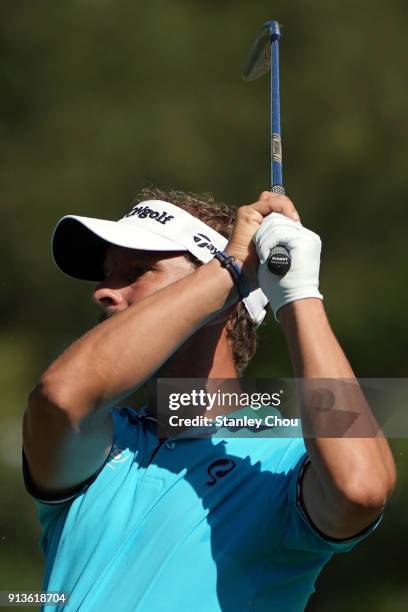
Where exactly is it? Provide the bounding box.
[52,215,188,281]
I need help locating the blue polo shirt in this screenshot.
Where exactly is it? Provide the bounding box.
[24,407,380,611]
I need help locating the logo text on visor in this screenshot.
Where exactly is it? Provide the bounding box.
[193,233,220,255]
[122,204,175,225]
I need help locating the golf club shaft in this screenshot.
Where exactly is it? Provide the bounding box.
[271,30,283,188]
[267,24,291,276]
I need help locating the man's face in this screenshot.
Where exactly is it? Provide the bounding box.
[92,245,196,320]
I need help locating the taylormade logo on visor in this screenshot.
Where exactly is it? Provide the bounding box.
[193,233,219,255]
[122,204,175,225]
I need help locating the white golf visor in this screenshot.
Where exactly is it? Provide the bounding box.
[52,199,269,326]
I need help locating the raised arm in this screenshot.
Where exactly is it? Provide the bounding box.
[23,193,294,497]
[23,257,238,495]
[281,300,395,538]
[254,196,396,539]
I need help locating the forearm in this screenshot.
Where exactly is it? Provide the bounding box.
[280,299,396,507]
[36,260,236,423]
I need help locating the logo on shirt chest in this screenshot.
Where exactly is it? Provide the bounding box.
[107,443,131,469]
[206,458,236,486]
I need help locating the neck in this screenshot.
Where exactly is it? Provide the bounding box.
[144,322,239,419]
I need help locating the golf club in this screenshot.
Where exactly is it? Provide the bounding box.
[243,20,291,276]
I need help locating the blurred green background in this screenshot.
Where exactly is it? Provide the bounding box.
[1,0,407,610]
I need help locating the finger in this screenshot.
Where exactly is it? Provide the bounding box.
[253,193,300,221]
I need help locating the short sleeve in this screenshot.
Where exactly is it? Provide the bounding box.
[22,447,108,554]
[282,453,383,554]
[22,406,131,524]
[22,406,142,555]
[22,449,105,505]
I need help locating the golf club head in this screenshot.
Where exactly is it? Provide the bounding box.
[242,20,281,81]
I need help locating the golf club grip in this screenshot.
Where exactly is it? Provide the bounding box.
[267,185,291,276]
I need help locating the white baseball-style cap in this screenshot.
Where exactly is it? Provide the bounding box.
[52,199,268,326]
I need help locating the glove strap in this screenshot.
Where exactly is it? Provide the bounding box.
[214,251,250,300]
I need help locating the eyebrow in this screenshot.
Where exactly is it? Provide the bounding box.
[102,249,188,275]
[129,251,158,261]
[102,250,161,275]
[127,249,187,263]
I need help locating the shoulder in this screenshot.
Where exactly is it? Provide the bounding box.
[24,405,146,509]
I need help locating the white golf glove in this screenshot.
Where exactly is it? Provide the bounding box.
[254,213,323,319]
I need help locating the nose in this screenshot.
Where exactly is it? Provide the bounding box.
[92,283,127,311]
